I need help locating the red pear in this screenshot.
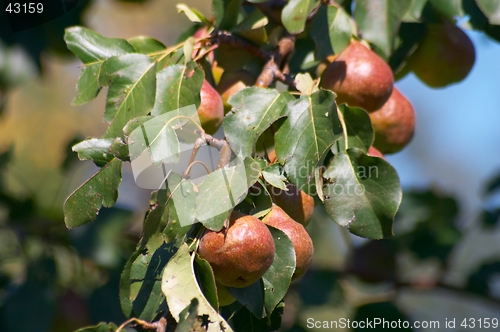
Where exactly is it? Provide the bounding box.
[320,40,394,112]
[367,146,385,159]
[198,79,224,134]
[262,205,314,280]
[269,183,315,227]
[407,21,475,88]
[369,87,415,154]
[198,211,275,288]
[217,70,256,114]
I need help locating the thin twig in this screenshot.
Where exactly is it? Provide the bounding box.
[256,34,296,88]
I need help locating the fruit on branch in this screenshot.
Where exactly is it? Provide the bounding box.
[269,183,314,227]
[216,281,236,306]
[407,21,475,88]
[198,211,275,288]
[263,204,314,280]
[369,87,415,154]
[320,40,394,112]
[217,70,256,114]
[367,146,385,159]
[198,79,224,134]
[193,26,214,63]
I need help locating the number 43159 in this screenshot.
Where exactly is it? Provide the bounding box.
[6,3,43,14]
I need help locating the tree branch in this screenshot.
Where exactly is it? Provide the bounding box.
[256,34,296,88]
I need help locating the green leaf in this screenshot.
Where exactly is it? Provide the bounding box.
[275,89,342,193]
[63,158,123,228]
[354,0,412,58]
[109,137,130,161]
[161,244,233,332]
[262,164,287,190]
[128,36,166,54]
[176,299,201,332]
[310,4,355,59]
[282,0,321,34]
[476,0,500,25]
[224,88,294,158]
[194,256,219,309]
[232,9,269,44]
[227,281,265,318]
[64,27,135,64]
[64,27,135,105]
[337,105,374,152]
[213,0,244,30]
[262,226,295,315]
[128,242,175,320]
[75,322,118,332]
[151,62,203,116]
[177,3,210,25]
[294,73,319,95]
[127,106,199,175]
[72,138,115,167]
[196,157,261,230]
[72,65,102,106]
[402,0,428,22]
[429,0,464,20]
[99,54,157,138]
[323,149,402,239]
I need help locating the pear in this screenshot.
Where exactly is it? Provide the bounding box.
[216,281,236,306]
[269,183,314,227]
[367,146,385,159]
[198,211,275,288]
[320,40,394,112]
[217,70,256,114]
[198,79,224,135]
[262,204,314,280]
[407,21,475,88]
[369,87,415,154]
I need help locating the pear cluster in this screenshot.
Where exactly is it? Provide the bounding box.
[320,40,415,155]
[197,185,315,305]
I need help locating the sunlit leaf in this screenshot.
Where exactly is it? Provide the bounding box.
[275,89,342,194]
[72,138,115,167]
[99,54,157,138]
[64,27,135,105]
[128,36,166,54]
[225,88,293,158]
[151,62,203,116]
[161,244,233,332]
[282,0,321,34]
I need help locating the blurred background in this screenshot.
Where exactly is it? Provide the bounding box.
[0,0,499,331]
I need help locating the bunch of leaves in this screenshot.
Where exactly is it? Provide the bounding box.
[61,0,500,331]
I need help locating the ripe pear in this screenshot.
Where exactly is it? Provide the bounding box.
[407,21,475,88]
[320,40,394,112]
[198,211,275,288]
[262,205,314,280]
[216,282,236,306]
[269,183,314,227]
[217,70,256,114]
[367,146,385,159]
[198,79,224,134]
[369,87,415,154]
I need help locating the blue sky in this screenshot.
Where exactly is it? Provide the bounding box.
[388,30,500,220]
